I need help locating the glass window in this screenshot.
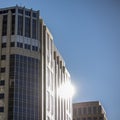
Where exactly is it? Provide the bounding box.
[25,11,30,16]
[0,80,5,85]
[18,15,23,35]
[87,117,91,120]
[32,12,37,18]
[25,17,30,37]
[0,107,4,112]
[11,42,15,47]
[18,9,23,14]
[94,117,97,120]
[78,108,82,115]
[11,15,15,35]
[0,67,5,73]
[98,106,101,113]
[11,9,15,13]
[2,43,6,48]
[88,107,91,114]
[83,107,87,114]
[32,19,36,39]
[2,15,7,36]
[93,106,97,114]
[0,93,4,99]
[1,55,6,60]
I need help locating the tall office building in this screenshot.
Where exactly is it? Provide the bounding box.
[73,101,107,120]
[0,6,72,120]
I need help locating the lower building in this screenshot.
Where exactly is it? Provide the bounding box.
[73,101,107,120]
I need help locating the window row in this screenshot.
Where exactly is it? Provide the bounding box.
[74,117,103,120]
[1,42,38,52]
[73,106,102,115]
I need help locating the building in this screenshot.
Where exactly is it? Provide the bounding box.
[73,101,107,120]
[0,6,72,120]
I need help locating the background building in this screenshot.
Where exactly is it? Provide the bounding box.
[73,101,107,120]
[0,6,72,120]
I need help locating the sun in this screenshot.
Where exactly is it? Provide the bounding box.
[57,81,75,99]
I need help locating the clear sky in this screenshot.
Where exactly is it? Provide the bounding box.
[0,0,120,120]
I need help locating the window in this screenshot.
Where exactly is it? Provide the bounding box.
[25,17,30,37]
[93,106,97,114]
[25,11,30,16]
[18,15,23,35]
[98,106,101,113]
[32,19,36,39]
[0,67,5,73]
[0,80,5,85]
[1,55,6,60]
[78,108,82,115]
[11,15,15,35]
[18,9,23,14]
[0,107,4,112]
[99,117,103,120]
[2,15,7,36]
[32,12,37,18]
[11,42,15,47]
[82,118,86,120]
[17,42,23,48]
[87,117,91,120]
[2,43,6,48]
[0,93,4,99]
[93,117,97,120]
[11,9,15,13]
[88,107,91,114]
[83,107,87,114]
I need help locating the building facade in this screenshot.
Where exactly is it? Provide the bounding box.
[0,6,72,120]
[73,101,107,120]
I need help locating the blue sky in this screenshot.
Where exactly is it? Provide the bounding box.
[0,0,120,120]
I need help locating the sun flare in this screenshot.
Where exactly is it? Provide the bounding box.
[57,81,75,99]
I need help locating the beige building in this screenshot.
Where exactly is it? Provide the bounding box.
[73,101,107,120]
[0,6,72,120]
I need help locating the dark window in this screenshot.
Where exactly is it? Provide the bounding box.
[0,68,5,73]
[11,42,15,47]
[98,106,101,113]
[78,108,82,114]
[11,9,15,13]
[1,55,6,60]
[11,15,15,35]
[87,117,91,120]
[3,10,8,14]
[0,80,5,85]
[25,17,30,37]
[18,9,23,14]
[93,117,97,120]
[0,107,4,112]
[2,43,6,48]
[18,15,23,35]
[32,19,36,39]
[88,107,91,114]
[83,107,87,114]
[2,15,7,36]
[28,45,31,50]
[0,93,4,99]
[33,12,37,17]
[25,11,30,16]
[24,44,28,49]
[32,46,35,51]
[17,42,23,48]
[93,106,97,114]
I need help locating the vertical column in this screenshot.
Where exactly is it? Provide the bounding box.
[15,6,18,36]
[0,15,3,67]
[5,10,12,120]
